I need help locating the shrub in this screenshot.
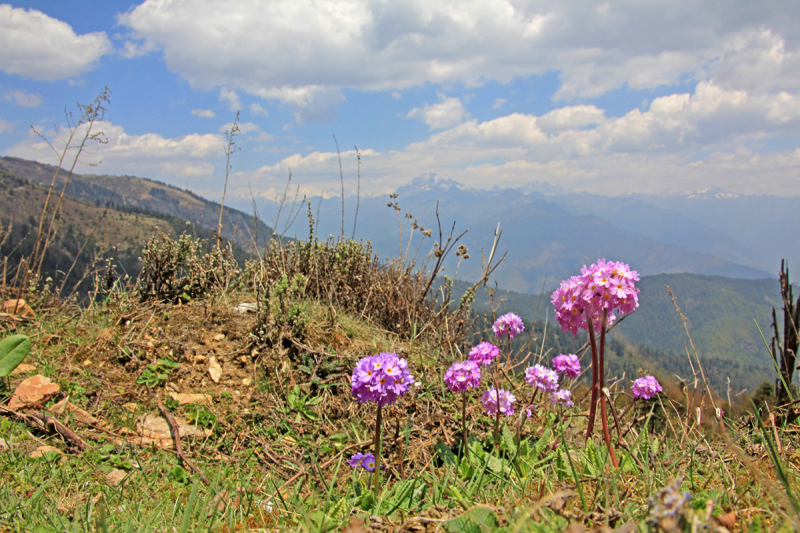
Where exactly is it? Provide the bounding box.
[135,229,240,303]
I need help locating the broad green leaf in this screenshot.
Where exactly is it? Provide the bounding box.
[530,427,551,460]
[0,335,30,377]
[501,425,516,456]
[435,440,457,466]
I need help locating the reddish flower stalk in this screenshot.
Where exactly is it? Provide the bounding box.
[598,309,619,468]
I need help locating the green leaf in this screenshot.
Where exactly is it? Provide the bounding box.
[530,427,551,460]
[0,335,31,377]
[501,425,516,456]
[747,515,763,533]
[435,440,457,466]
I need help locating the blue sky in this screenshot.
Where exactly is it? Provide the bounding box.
[2,1,800,202]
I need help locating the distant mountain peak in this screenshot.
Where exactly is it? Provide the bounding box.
[397,173,466,194]
[686,187,740,200]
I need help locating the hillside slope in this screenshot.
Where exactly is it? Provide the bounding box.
[0,157,275,251]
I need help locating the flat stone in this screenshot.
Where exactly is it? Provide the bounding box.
[29,445,63,458]
[213,333,226,342]
[168,392,212,406]
[10,363,36,376]
[208,357,222,383]
[134,414,212,450]
[2,299,35,318]
[51,397,98,425]
[8,375,60,410]
[106,469,128,487]
[233,303,257,314]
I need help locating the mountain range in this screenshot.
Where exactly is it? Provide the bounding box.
[243,173,797,294]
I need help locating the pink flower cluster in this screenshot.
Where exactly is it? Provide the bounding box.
[552,353,581,378]
[482,388,516,416]
[468,342,500,366]
[525,364,559,392]
[492,312,525,339]
[444,360,481,393]
[631,375,662,399]
[550,389,574,407]
[552,259,640,336]
[351,352,414,407]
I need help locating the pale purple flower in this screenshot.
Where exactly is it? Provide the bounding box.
[444,360,481,393]
[348,452,367,468]
[550,389,574,408]
[552,354,581,378]
[482,388,516,417]
[351,352,415,406]
[525,364,559,393]
[348,452,385,471]
[631,375,662,399]
[468,342,500,366]
[492,312,525,339]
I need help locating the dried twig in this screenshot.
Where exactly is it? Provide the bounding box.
[157,402,210,485]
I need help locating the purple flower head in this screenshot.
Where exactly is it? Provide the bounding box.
[481,388,516,417]
[468,342,500,366]
[493,312,525,339]
[348,452,366,468]
[552,354,581,378]
[550,389,574,408]
[552,260,639,337]
[351,352,415,406]
[525,364,559,393]
[631,375,662,399]
[348,452,385,471]
[444,360,481,393]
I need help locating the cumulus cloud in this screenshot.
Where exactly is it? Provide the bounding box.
[219,81,800,199]
[119,0,800,110]
[6,120,225,181]
[119,38,159,59]
[0,118,12,133]
[219,87,241,112]
[192,109,216,118]
[249,103,269,117]
[493,98,507,110]
[4,90,43,107]
[0,5,111,80]
[406,97,468,130]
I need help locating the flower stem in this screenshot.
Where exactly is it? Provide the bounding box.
[462,391,468,455]
[516,390,537,447]
[585,316,600,443]
[374,403,383,494]
[493,363,501,449]
[599,309,619,468]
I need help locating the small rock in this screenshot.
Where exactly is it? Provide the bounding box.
[242,378,252,386]
[169,392,213,406]
[233,303,258,314]
[208,357,222,383]
[239,356,248,364]
[8,375,60,410]
[2,299,35,318]
[106,469,128,487]
[29,445,63,458]
[83,359,92,366]
[51,398,99,425]
[10,363,36,376]
[0,438,10,452]
[194,355,207,364]
[213,333,225,342]
[135,414,212,449]
[123,403,138,413]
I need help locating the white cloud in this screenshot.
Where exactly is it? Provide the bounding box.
[217,122,261,135]
[119,0,800,110]
[249,103,269,117]
[4,90,43,107]
[219,81,800,198]
[0,118,12,133]
[119,38,159,59]
[406,97,467,130]
[192,109,216,118]
[391,91,403,100]
[0,5,111,80]
[6,120,225,181]
[219,87,242,112]
[492,98,507,110]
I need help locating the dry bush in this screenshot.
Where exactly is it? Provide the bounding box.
[249,234,471,346]
[135,228,240,303]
